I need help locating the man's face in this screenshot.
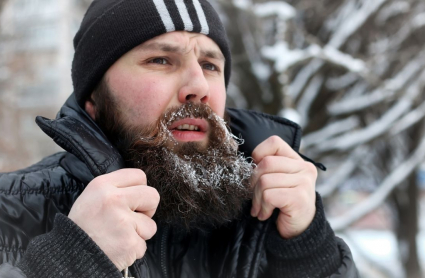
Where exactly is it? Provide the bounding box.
[87,32,253,230]
[99,31,226,147]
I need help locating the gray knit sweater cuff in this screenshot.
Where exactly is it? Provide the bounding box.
[265,193,341,278]
[18,213,122,278]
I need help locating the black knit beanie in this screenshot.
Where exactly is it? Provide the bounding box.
[71,0,231,107]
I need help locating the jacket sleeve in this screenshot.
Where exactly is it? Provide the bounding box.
[329,238,360,278]
[263,193,359,278]
[15,213,122,278]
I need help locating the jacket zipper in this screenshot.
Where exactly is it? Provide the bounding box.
[160,226,170,278]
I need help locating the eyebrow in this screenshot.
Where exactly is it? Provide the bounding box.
[137,42,225,62]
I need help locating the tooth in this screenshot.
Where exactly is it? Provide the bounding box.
[189,125,195,131]
[194,126,199,131]
[182,124,189,130]
[177,125,183,130]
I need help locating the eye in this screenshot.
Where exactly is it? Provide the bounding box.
[202,63,218,71]
[149,58,168,65]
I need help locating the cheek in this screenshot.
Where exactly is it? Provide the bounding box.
[107,71,170,126]
[209,83,226,118]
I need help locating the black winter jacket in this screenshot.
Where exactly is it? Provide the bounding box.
[0,94,358,278]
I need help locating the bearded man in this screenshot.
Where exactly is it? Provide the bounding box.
[0,0,358,277]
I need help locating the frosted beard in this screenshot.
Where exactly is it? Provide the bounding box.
[93,83,254,230]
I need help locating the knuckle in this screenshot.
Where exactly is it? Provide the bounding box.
[260,156,273,170]
[305,162,318,176]
[269,135,281,145]
[136,169,147,183]
[147,219,158,238]
[114,213,129,227]
[262,190,273,204]
[136,217,157,239]
[258,175,269,191]
[148,187,161,202]
[136,240,147,259]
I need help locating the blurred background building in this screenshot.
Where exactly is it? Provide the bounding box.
[0,0,424,277]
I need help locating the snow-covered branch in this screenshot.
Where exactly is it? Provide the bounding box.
[390,101,425,136]
[302,116,360,148]
[235,8,273,102]
[328,51,425,115]
[261,42,320,73]
[311,68,425,153]
[391,11,425,51]
[317,146,369,197]
[312,99,411,153]
[288,59,325,99]
[253,1,296,21]
[376,1,410,25]
[231,0,252,10]
[285,0,387,100]
[329,125,425,231]
[326,72,359,91]
[328,0,388,48]
[262,43,366,74]
[296,74,324,128]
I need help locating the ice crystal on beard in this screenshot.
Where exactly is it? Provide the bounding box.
[138,102,254,194]
[163,143,253,194]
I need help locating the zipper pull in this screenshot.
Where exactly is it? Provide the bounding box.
[123,267,134,278]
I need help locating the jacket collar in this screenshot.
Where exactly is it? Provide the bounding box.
[36,93,302,180]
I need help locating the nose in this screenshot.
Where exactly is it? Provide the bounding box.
[178,61,209,104]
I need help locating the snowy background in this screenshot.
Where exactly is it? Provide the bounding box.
[1,0,424,277]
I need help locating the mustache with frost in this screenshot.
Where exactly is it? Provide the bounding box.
[93,83,254,230]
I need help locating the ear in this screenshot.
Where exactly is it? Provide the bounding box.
[85,95,97,121]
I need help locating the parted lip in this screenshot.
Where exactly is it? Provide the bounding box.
[168,118,208,132]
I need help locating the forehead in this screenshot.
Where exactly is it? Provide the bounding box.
[132,31,225,60]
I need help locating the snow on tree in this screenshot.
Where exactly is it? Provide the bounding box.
[216,0,425,277]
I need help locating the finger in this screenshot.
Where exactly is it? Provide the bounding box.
[252,136,302,164]
[135,238,147,260]
[256,187,298,221]
[258,185,314,222]
[123,185,160,216]
[101,168,147,188]
[251,173,306,217]
[133,213,158,240]
[251,156,305,186]
[257,188,286,221]
[122,235,147,269]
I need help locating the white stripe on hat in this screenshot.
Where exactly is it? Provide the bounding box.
[152,0,175,32]
[192,0,209,35]
[175,0,193,32]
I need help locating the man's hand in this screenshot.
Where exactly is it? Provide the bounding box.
[68,169,159,271]
[250,136,317,239]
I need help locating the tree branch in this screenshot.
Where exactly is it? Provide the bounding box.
[329,124,425,231]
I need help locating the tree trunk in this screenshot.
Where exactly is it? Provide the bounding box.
[393,121,423,278]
